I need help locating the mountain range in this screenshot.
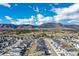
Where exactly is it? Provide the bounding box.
[0,23,79,30]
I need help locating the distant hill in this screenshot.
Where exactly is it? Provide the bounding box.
[39,23,79,30]
[39,23,63,28]
[0,23,79,30]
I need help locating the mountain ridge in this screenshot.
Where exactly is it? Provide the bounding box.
[0,23,79,30]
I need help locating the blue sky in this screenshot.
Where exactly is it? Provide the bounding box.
[0,3,79,25]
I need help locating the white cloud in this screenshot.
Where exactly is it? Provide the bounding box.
[36,14,54,25]
[5,16,12,20]
[55,4,79,15]
[68,20,79,25]
[38,16,53,23]
[0,19,2,24]
[11,16,35,25]
[0,19,2,21]
[37,14,44,19]
[10,14,54,25]
[0,3,11,8]
[53,3,79,25]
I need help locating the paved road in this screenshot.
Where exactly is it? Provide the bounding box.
[44,38,58,56]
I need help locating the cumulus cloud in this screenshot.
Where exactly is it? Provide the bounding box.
[10,14,54,25]
[53,3,79,25]
[11,16,35,25]
[37,14,44,19]
[36,14,54,25]
[55,4,79,15]
[0,3,11,8]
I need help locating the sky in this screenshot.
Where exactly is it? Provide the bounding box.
[0,3,79,25]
